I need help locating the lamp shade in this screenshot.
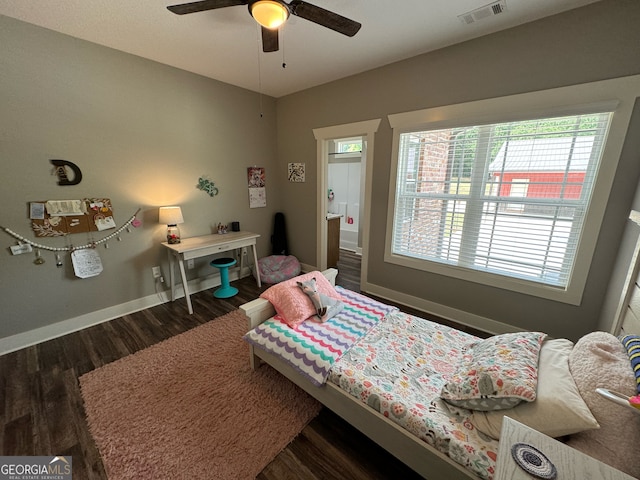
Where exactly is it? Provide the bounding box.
[250,0,289,29]
[158,206,184,226]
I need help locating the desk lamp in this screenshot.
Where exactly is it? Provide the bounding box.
[159,206,184,244]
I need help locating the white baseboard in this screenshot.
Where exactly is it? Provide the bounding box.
[0,269,248,356]
[361,280,520,336]
[301,264,509,335]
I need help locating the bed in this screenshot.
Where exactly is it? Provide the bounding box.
[240,268,640,479]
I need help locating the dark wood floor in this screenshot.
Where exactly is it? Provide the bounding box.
[0,250,472,479]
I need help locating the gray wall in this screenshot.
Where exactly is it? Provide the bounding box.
[2,0,639,345]
[275,0,640,340]
[0,16,279,340]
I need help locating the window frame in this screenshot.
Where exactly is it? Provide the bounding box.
[385,76,640,305]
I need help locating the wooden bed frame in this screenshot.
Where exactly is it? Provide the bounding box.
[240,268,476,480]
[240,264,640,479]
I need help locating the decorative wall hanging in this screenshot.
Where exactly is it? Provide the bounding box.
[1,208,141,276]
[30,198,115,237]
[248,167,266,188]
[288,163,305,182]
[0,209,142,278]
[50,159,82,186]
[3,209,140,252]
[247,167,266,208]
[196,176,219,197]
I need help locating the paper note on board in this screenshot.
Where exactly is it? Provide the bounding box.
[30,202,46,220]
[45,200,86,216]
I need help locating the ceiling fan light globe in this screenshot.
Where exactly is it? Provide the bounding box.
[250,0,289,29]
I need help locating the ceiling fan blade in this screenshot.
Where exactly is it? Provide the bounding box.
[167,0,247,15]
[261,27,279,52]
[288,0,361,37]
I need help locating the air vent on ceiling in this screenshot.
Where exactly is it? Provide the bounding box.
[458,0,507,25]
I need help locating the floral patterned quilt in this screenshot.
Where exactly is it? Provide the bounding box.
[327,310,500,480]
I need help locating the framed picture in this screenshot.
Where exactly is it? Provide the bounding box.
[248,167,265,188]
[288,163,305,182]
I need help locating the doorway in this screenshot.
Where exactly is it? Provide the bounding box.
[313,119,381,287]
[328,136,364,254]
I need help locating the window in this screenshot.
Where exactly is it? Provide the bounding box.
[391,112,612,290]
[385,77,640,304]
[336,137,362,153]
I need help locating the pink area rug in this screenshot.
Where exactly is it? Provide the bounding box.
[80,309,321,479]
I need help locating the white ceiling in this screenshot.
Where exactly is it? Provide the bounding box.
[0,0,602,98]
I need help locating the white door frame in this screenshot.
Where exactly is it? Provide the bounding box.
[313,119,381,285]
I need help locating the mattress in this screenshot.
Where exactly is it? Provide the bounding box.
[327,310,499,480]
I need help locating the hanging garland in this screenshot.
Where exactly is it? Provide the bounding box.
[1,208,141,252]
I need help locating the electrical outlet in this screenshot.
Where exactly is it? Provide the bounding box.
[152,266,161,278]
[187,259,195,269]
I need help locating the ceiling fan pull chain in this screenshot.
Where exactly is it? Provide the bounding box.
[281,24,286,68]
[256,24,264,117]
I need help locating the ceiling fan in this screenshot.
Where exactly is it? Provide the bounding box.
[167,0,361,53]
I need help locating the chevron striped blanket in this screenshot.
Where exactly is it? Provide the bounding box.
[243,286,399,386]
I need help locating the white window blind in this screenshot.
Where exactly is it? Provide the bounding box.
[391,112,613,288]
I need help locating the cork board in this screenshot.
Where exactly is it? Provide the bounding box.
[30,198,116,237]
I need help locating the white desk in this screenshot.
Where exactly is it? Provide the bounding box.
[495,417,635,480]
[161,231,261,314]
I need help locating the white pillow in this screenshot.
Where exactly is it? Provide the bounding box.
[471,338,599,439]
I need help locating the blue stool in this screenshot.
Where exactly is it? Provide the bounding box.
[210,257,238,298]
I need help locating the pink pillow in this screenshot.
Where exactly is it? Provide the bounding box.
[260,271,342,328]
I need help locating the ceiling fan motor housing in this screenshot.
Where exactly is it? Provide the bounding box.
[249,0,290,29]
